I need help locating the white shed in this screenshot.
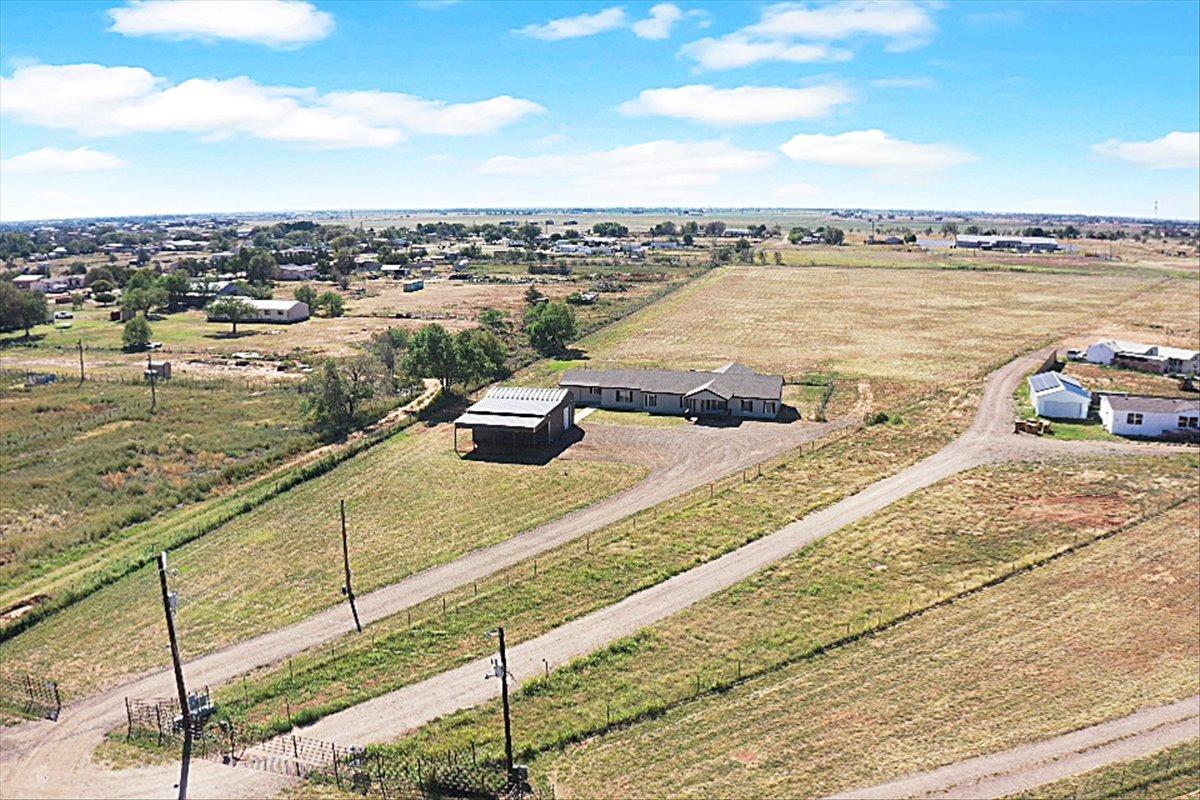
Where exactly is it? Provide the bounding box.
[1099,395,1200,438]
[1028,372,1091,420]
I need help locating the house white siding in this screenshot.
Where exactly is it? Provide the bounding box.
[1099,396,1200,438]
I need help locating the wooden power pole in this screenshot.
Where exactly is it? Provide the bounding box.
[497,626,514,778]
[157,552,192,800]
[146,350,157,413]
[340,500,362,633]
[77,339,85,385]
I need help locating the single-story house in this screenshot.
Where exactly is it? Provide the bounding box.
[1098,395,1200,439]
[454,386,575,451]
[354,253,381,272]
[1084,340,1199,376]
[12,274,48,292]
[208,298,309,324]
[275,264,318,281]
[559,362,784,420]
[954,235,1060,252]
[1028,371,1091,419]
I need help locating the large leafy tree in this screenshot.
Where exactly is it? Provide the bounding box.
[121,313,152,352]
[525,301,577,355]
[0,283,48,335]
[403,323,459,388]
[207,296,255,336]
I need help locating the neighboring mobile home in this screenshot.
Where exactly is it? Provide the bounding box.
[1084,340,1199,376]
[1098,395,1200,439]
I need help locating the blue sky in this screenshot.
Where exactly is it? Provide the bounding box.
[1,0,1197,221]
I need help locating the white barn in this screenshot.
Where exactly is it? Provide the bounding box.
[1099,395,1200,439]
[1028,372,1091,419]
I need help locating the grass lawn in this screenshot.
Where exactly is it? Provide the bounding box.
[1007,739,1200,799]
[0,373,315,593]
[530,495,1199,798]
[0,422,646,696]
[1013,372,1121,442]
[350,454,1196,789]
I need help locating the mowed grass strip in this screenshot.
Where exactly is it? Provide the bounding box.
[0,374,314,589]
[366,457,1197,792]
[520,266,1164,387]
[205,385,975,735]
[1007,739,1200,799]
[532,498,1199,799]
[0,423,646,696]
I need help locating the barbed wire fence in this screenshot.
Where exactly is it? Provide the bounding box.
[0,669,61,721]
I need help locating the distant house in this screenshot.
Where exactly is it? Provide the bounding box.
[954,235,1060,252]
[12,274,48,292]
[1027,372,1091,419]
[275,264,318,281]
[1099,395,1200,439]
[381,264,409,279]
[559,362,783,420]
[453,386,575,451]
[186,279,244,308]
[1084,340,1199,376]
[354,253,381,272]
[208,298,309,324]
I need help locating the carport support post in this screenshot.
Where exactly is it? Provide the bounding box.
[340,500,362,633]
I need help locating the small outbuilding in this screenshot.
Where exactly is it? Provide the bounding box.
[454,387,575,452]
[1028,371,1091,420]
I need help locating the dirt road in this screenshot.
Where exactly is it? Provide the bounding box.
[830,696,1200,799]
[0,348,1186,799]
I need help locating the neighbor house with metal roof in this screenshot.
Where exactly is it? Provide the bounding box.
[1027,371,1091,420]
[559,362,783,420]
[1098,395,1200,440]
[1084,339,1199,376]
[454,386,575,451]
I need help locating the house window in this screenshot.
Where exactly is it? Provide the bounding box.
[615,389,633,403]
[1126,412,1143,425]
[764,401,777,415]
[589,386,600,396]
[645,393,657,408]
[1179,415,1199,429]
[741,399,753,412]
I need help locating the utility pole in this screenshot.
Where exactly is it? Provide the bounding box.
[77,339,85,385]
[495,626,515,779]
[146,350,157,413]
[157,552,192,800]
[340,500,362,633]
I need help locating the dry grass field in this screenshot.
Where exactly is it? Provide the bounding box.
[365,456,1197,782]
[520,267,1173,405]
[1007,739,1200,799]
[0,422,645,696]
[535,495,1198,799]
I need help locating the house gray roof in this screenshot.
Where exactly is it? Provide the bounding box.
[560,365,783,401]
[1102,395,1200,415]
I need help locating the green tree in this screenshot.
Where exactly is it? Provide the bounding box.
[294,283,318,308]
[478,307,510,334]
[455,327,508,385]
[121,313,152,351]
[525,301,577,355]
[0,282,48,335]
[822,226,845,245]
[245,250,277,285]
[304,361,351,439]
[318,291,345,317]
[591,221,629,237]
[207,295,255,336]
[403,323,459,389]
[787,226,812,244]
[159,273,190,311]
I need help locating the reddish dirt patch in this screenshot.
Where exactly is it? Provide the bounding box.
[1010,495,1133,530]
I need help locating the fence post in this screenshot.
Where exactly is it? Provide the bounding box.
[125,697,133,741]
[24,675,34,714]
[155,704,163,746]
[376,753,389,800]
[51,682,61,719]
[332,742,341,789]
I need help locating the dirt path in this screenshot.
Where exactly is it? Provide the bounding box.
[830,696,1200,799]
[0,349,1188,799]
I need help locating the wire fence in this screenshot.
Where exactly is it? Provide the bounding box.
[0,669,61,721]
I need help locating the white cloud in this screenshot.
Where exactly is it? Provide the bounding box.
[680,35,851,70]
[107,0,334,48]
[0,64,540,149]
[322,92,544,135]
[1092,132,1199,170]
[748,1,937,51]
[632,3,684,39]
[517,7,627,40]
[681,0,937,70]
[871,76,937,90]
[779,129,975,172]
[2,147,128,173]
[619,84,852,125]
[481,139,773,200]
